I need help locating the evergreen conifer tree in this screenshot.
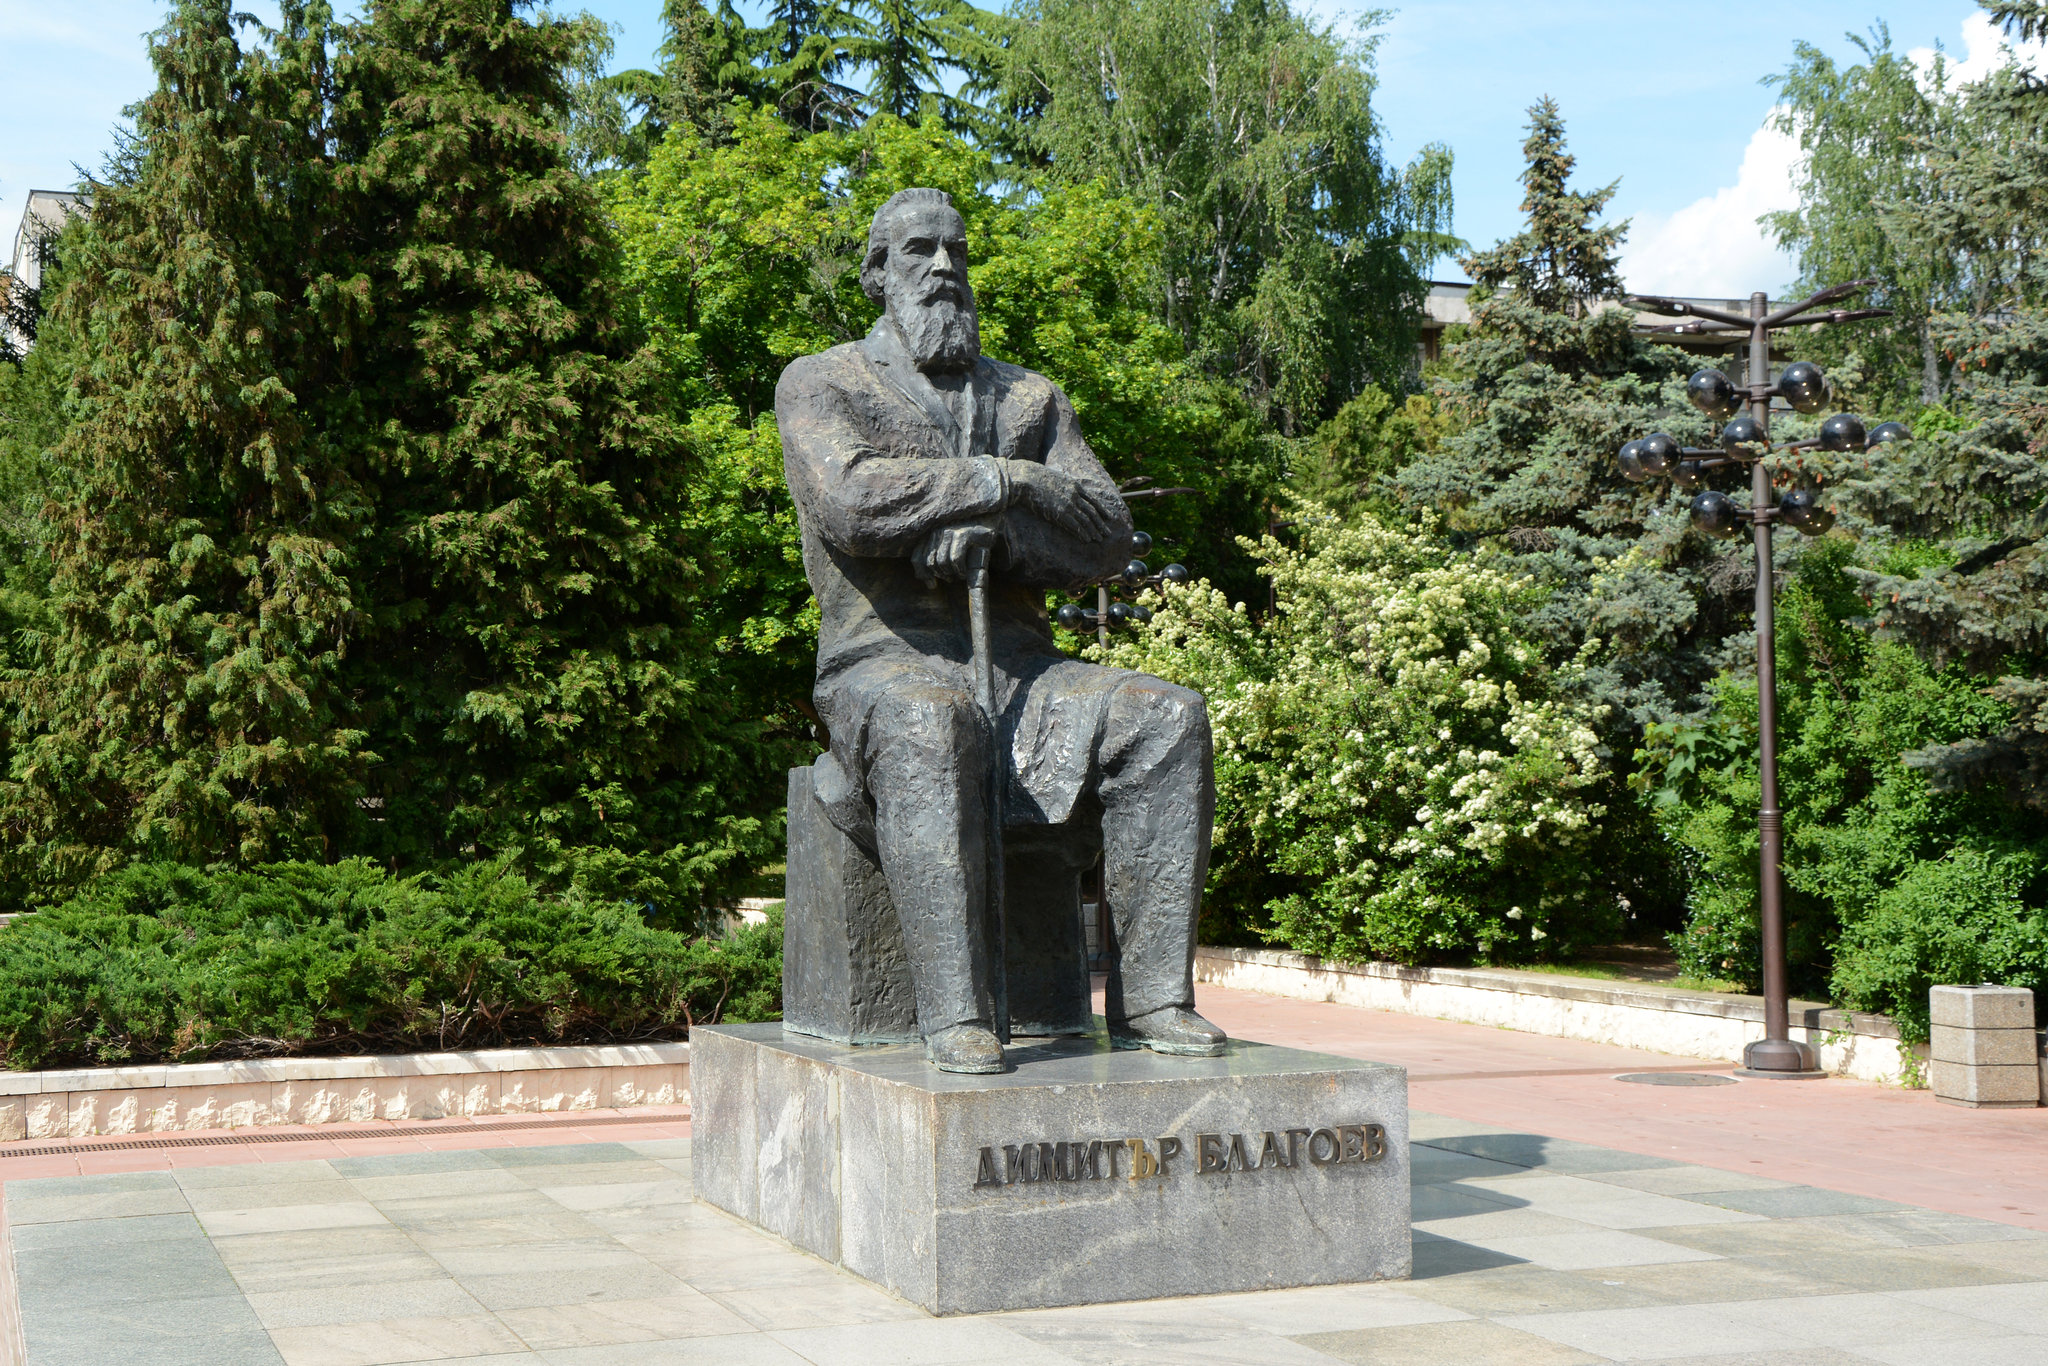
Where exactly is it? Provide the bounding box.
[5,0,363,894]
[1396,100,1743,724]
[4,0,790,915]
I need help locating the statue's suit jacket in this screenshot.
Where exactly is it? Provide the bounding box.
[777,317,1136,844]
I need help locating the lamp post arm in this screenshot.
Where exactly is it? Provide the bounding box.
[1626,294,1754,329]
[1762,277,1880,326]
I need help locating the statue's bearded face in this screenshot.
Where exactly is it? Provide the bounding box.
[881,205,981,372]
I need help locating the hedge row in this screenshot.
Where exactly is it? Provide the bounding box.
[0,860,781,1070]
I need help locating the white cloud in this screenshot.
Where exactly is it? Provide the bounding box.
[1618,118,1800,299]
[1910,12,2047,87]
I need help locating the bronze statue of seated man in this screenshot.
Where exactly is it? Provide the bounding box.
[776,187,1226,1073]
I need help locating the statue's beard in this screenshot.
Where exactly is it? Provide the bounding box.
[891,286,981,372]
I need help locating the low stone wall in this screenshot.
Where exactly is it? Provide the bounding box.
[0,1042,690,1140]
[1196,946,1926,1086]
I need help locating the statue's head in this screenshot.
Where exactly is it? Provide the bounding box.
[862,188,980,373]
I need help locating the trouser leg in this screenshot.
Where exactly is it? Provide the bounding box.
[863,678,995,1035]
[1097,677,1213,1021]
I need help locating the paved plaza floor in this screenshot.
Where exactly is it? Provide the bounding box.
[2,986,2045,1364]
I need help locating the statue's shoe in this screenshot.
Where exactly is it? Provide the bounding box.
[1109,1006,1228,1056]
[925,1023,1004,1074]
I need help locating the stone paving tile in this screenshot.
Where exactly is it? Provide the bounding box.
[243,1276,490,1328]
[427,1235,659,1278]
[995,1300,1375,1364]
[1408,1147,1527,1185]
[623,1137,694,1159]
[1584,1166,1800,1197]
[379,1191,611,1247]
[1394,1262,1663,1316]
[1587,1257,1842,1306]
[456,1260,691,1312]
[494,1287,756,1348]
[184,1178,362,1212]
[195,1198,390,1237]
[8,1208,204,1249]
[209,1226,447,1293]
[1892,1282,2048,1334]
[9,1111,2047,1366]
[176,1159,339,1189]
[22,1292,285,1366]
[16,1229,245,1307]
[1461,1229,1725,1272]
[1682,1187,1914,1219]
[535,1177,696,1212]
[1733,1290,2021,1349]
[506,1158,679,1188]
[1496,1300,1822,1360]
[267,1311,530,1366]
[482,1141,647,1167]
[1418,1133,1683,1175]
[1918,1240,2048,1279]
[1738,1247,2046,1293]
[1033,1333,1354,1366]
[328,1149,506,1178]
[707,1276,933,1330]
[770,1317,1083,1365]
[1789,1209,2048,1248]
[342,1167,531,1201]
[1408,1229,1526,1278]
[1856,1335,2048,1365]
[1295,1319,1607,1365]
[1407,1182,1519,1221]
[6,1181,193,1224]
[1457,1173,1769,1231]
[1197,1283,1471,1333]
[1411,1205,1593,1240]
[540,1334,815,1364]
[1636,1353,1874,1365]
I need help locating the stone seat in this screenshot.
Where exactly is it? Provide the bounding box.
[781,763,1097,1043]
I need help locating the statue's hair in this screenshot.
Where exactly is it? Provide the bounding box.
[861,188,959,303]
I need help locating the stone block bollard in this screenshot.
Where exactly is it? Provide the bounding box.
[1929,985,2041,1109]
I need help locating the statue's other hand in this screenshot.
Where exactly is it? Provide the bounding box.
[1008,462,1123,545]
[914,518,1001,584]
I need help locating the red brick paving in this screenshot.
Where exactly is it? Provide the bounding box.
[1192,981,2048,1232]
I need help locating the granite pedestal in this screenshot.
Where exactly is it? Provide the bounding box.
[691,1021,1410,1314]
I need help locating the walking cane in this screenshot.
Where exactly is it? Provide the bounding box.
[965,542,1008,1043]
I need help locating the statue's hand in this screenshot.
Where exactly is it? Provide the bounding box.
[1007,461,1123,545]
[915,517,1001,584]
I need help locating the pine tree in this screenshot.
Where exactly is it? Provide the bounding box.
[3,0,791,915]
[1462,97,1624,322]
[3,0,362,897]
[324,0,789,909]
[1799,2,2048,811]
[1395,100,1745,725]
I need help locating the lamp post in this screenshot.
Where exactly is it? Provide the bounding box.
[1055,531,1191,644]
[1621,281,1909,1079]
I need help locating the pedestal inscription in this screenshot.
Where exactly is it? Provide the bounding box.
[691,1021,1410,1314]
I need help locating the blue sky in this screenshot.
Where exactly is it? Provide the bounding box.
[0,1,2011,296]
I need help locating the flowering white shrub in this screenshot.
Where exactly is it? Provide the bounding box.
[1100,510,1615,963]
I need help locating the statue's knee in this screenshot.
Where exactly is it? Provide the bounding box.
[1116,678,1210,748]
[875,681,987,756]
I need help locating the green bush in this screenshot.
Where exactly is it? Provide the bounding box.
[1100,509,1627,964]
[1643,538,2047,1009]
[1831,849,2048,1043]
[0,860,782,1070]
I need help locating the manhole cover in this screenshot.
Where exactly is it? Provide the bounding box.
[1616,1072,1737,1087]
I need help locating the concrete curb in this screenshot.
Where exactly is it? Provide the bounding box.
[1195,946,1927,1085]
[0,1042,691,1140]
